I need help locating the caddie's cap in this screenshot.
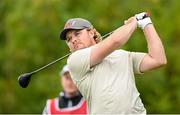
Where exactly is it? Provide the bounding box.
[60,18,93,40]
[60,65,69,76]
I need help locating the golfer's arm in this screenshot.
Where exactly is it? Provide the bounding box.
[140,24,167,72]
[90,20,137,67]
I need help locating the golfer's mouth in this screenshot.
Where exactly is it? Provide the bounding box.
[74,45,79,49]
[74,43,82,49]
[73,46,85,52]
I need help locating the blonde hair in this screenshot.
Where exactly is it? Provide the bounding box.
[87,28,102,43]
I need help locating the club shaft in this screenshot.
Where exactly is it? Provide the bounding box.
[101,31,114,39]
[28,31,113,75]
[29,53,71,75]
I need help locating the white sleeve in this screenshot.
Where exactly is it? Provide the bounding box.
[67,47,91,82]
[130,52,146,74]
[42,103,48,115]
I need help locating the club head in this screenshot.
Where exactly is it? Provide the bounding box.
[18,73,32,88]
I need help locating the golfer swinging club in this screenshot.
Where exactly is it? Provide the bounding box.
[59,12,167,114]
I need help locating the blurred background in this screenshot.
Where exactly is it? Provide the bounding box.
[0,0,180,113]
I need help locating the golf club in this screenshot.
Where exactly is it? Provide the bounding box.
[18,30,115,88]
[18,12,149,88]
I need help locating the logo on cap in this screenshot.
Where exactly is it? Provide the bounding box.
[64,21,76,29]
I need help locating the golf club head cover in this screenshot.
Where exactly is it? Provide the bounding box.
[135,12,152,29]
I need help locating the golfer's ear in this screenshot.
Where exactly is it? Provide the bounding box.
[88,29,94,38]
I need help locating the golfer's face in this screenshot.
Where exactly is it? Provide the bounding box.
[61,72,78,94]
[65,29,95,52]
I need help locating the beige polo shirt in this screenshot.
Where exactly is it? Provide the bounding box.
[67,46,146,114]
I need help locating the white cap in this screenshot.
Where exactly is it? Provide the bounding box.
[60,65,70,76]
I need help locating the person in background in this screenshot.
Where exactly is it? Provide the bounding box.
[43,65,88,114]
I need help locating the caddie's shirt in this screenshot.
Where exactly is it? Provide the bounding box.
[43,92,88,114]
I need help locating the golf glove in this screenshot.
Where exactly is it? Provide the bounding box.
[135,12,152,30]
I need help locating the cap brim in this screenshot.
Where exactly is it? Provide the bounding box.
[60,27,85,40]
[60,29,71,40]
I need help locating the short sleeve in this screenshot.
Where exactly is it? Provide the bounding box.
[67,47,91,82]
[130,52,146,74]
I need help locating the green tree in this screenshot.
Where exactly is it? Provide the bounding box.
[0,0,179,113]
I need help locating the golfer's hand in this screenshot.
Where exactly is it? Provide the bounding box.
[135,12,152,29]
[124,17,137,29]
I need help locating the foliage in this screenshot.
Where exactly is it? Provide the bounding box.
[0,0,179,113]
